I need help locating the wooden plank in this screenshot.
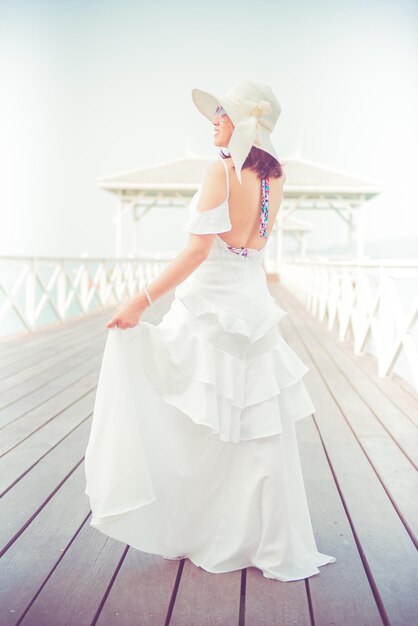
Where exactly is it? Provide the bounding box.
[0,359,99,453]
[0,312,106,386]
[0,333,105,408]
[0,311,108,374]
[0,362,99,453]
[169,559,241,625]
[0,419,91,552]
[19,515,127,626]
[246,568,311,625]
[0,307,109,355]
[297,417,383,626]
[0,465,92,625]
[274,285,418,626]
[280,290,418,544]
[0,390,95,494]
[96,549,180,626]
[0,316,104,382]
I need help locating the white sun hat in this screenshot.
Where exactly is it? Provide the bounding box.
[191,80,281,184]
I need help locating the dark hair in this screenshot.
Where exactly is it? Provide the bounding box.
[219,146,285,179]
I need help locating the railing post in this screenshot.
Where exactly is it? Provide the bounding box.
[80,263,89,314]
[57,262,67,320]
[99,263,107,305]
[25,260,36,330]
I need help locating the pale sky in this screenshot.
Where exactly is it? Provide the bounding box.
[1,0,418,258]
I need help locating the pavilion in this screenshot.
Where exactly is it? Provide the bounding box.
[97,153,381,271]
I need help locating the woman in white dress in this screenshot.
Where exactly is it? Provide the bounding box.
[84,81,336,582]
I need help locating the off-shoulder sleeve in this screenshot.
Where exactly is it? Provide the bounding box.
[182,186,232,235]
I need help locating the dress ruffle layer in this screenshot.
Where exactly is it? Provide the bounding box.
[117,296,316,444]
[173,281,287,344]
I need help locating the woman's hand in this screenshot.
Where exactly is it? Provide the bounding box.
[106,295,146,330]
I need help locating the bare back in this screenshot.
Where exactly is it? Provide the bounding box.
[218,159,285,251]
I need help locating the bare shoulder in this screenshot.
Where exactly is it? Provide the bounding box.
[202,158,226,181]
[196,160,228,213]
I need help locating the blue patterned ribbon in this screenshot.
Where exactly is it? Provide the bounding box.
[226,177,270,256]
[226,245,249,256]
[259,178,270,238]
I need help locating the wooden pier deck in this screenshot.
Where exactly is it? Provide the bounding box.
[1,283,417,626]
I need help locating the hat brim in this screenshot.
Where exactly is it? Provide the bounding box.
[191,88,222,122]
[191,87,280,170]
[191,88,243,126]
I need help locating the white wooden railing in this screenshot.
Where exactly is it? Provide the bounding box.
[280,258,418,392]
[3,253,418,393]
[0,254,171,336]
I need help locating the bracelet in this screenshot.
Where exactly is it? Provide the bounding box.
[143,283,153,307]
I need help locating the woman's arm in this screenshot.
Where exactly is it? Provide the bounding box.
[135,234,215,309]
[106,236,213,329]
[106,162,226,329]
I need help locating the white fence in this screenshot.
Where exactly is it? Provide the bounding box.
[280,258,418,393]
[3,254,418,394]
[0,254,171,337]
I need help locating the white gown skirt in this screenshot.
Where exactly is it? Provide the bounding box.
[84,237,336,582]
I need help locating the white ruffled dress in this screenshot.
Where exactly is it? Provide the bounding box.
[84,158,336,582]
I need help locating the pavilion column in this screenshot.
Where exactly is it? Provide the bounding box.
[131,205,138,257]
[356,203,365,259]
[348,210,354,255]
[115,195,123,258]
[300,234,307,258]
